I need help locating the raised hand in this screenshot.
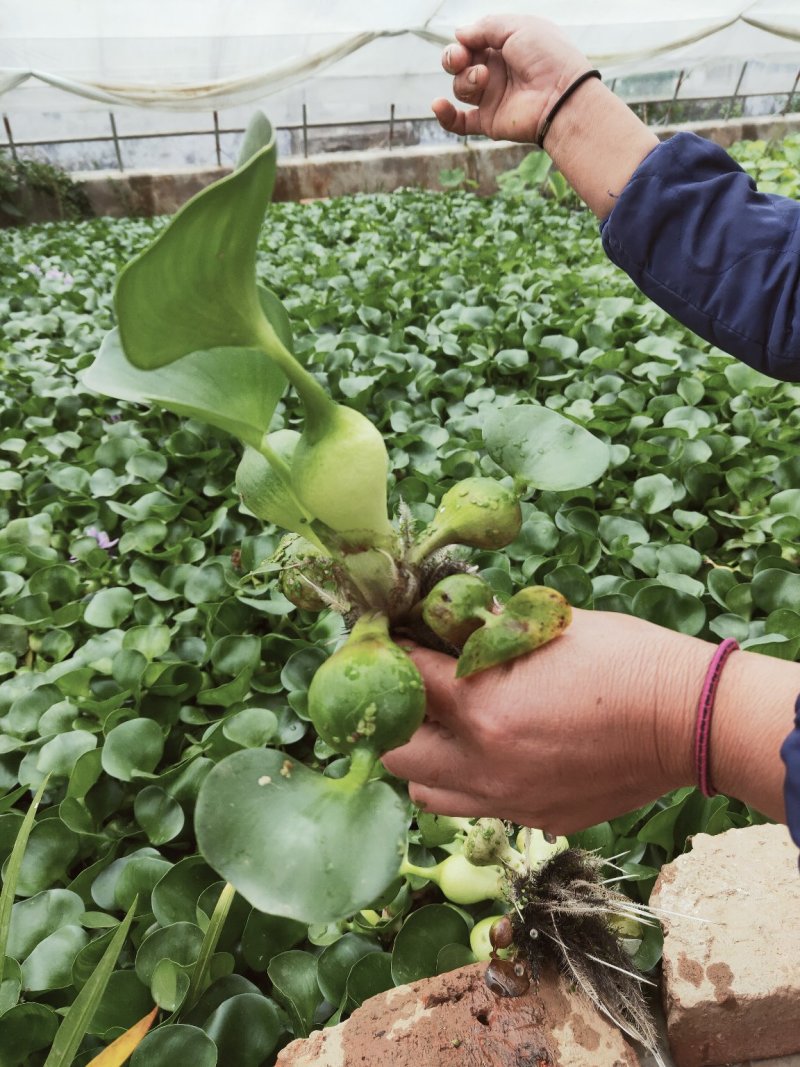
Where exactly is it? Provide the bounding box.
[432,14,592,143]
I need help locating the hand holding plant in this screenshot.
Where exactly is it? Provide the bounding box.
[384,608,797,832]
[85,113,610,925]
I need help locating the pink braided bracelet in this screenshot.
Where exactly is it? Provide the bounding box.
[695,638,739,797]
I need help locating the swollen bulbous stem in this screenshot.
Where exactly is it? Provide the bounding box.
[256,440,333,556]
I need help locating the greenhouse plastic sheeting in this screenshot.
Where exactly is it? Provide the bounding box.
[1,1,799,117]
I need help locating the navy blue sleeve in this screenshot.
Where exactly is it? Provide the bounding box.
[600,131,800,382]
[781,696,800,867]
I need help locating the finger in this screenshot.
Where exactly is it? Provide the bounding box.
[410,785,563,833]
[442,41,472,75]
[409,783,507,820]
[380,721,462,786]
[431,98,485,138]
[452,63,490,104]
[455,15,525,52]
[404,644,462,725]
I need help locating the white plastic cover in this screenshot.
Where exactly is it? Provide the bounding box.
[1,2,797,168]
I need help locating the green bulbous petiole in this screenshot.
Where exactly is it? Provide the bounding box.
[400,852,505,905]
[254,320,393,549]
[411,477,522,564]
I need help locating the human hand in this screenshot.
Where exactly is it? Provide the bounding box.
[383,609,712,834]
[433,14,592,143]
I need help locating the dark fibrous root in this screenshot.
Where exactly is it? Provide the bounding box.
[506,848,663,1062]
[418,551,475,598]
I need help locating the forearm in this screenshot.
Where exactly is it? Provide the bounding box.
[543,77,658,220]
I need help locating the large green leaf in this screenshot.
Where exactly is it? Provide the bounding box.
[195,750,409,924]
[83,291,287,450]
[114,137,277,368]
[483,404,609,491]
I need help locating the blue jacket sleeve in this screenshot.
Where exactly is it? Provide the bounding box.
[781,697,800,868]
[600,131,800,382]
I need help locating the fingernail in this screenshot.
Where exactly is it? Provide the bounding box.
[445,46,452,68]
[468,68,478,84]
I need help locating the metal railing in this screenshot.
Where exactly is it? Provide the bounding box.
[2,63,799,172]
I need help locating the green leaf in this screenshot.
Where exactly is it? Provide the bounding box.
[151,858,219,928]
[43,897,137,1067]
[236,111,274,170]
[134,787,185,845]
[84,588,134,628]
[131,1025,217,1067]
[391,904,470,985]
[316,933,382,1007]
[114,139,278,368]
[84,311,286,451]
[0,1002,59,1067]
[150,956,190,1012]
[202,991,284,1064]
[484,404,609,490]
[0,778,49,984]
[344,951,394,1010]
[632,585,706,636]
[135,923,204,988]
[240,911,307,972]
[267,950,321,1038]
[102,720,164,781]
[221,707,278,749]
[22,925,88,991]
[195,749,409,924]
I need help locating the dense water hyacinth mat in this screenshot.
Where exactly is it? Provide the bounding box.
[0,133,798,1062]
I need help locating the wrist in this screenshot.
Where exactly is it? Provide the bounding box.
[711,649,799,821]
[543,78,659,219]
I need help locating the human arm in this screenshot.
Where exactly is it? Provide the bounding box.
[436,15,800,381]
[433,15,658,220]
[381,609,800,836]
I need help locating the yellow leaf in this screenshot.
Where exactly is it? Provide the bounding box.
[86,1005,158,1067]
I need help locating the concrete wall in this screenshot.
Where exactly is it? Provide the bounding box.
[58,112,800,220]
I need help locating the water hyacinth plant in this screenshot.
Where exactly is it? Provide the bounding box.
[84,113,611,926]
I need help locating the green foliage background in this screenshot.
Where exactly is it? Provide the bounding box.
[0,134,798,1062]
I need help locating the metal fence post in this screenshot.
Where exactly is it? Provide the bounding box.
[302,104,309,159]
[782,67,800,115]
[389,103,395,149]
[213,110,222,167]
[724,60,748,120]
[2,115,18,162]
[664,70,685,125]
[109,113,124,171]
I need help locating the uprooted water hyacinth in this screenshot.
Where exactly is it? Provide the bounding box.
[84,112,610,925]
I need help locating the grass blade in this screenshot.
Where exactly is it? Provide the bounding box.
[0,775,50,985]
[85,1005,158,1066]
[43,897,138,1067]
[182,881,235,1014]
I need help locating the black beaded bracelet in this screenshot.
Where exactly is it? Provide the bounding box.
[536,69,602,149]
